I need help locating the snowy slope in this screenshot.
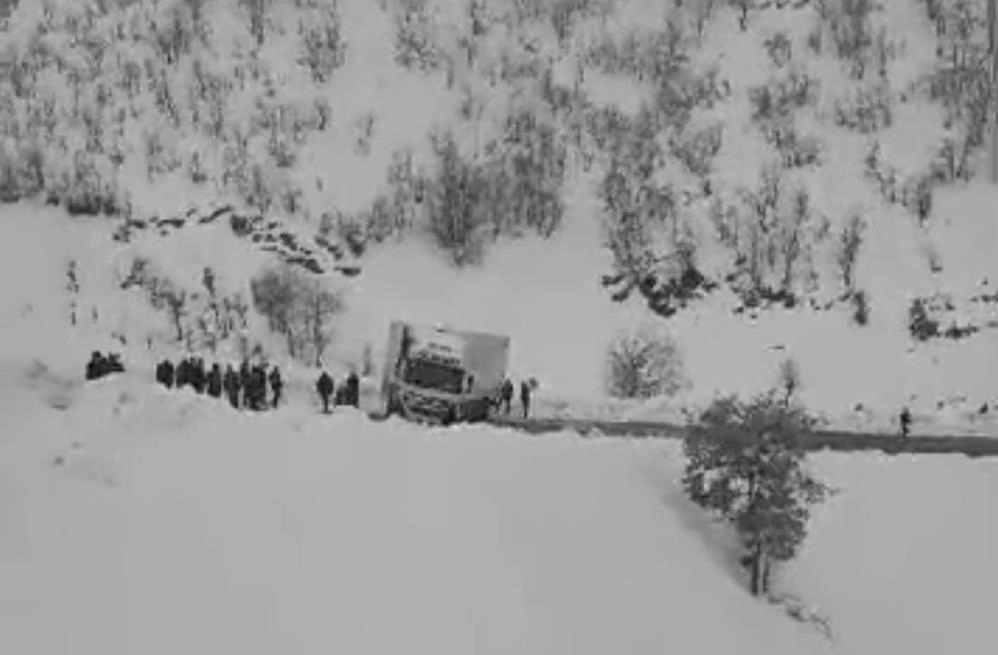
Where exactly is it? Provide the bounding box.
[788,451,998,655]
[0,368,838,655]
[2,0,998,434]
[3,365,996,655]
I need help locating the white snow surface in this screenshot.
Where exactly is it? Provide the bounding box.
[2,1,998,652]
[0,369,821,655]
[2,367,996,655]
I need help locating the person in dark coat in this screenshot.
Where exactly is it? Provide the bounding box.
[345,371,360,408]
[223,365,240,409]
[519,380,531,419]
[316,371,334,413]
[191,357,206,394]
[106,353,125,374]
[162,359,175,388]
[251,364,267,410]
[175,358,189,389]
[500,378,514,415]
[155,359,174,388]
[238,359,250,407]
[86,351,104,381]
[900,406,912,439]
[268,366,283,408]
[206,363,222,398]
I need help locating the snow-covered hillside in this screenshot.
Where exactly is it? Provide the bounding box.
[1,0,998,430]
[2,367,995,655]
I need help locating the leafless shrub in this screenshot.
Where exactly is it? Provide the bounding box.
[813,0,880,79]
[604,324,687,399]
[239,0,272,47]
[733,166,820,301]
[250,264,344,363]
[764,31,793,68]
[762,122,822,169]
[297,0,347,83]
[777,356,802,404]
[670,123,723,178]
[834,81,893,133]
[930,134,974,184]
[66,259,80,325]
[837,211,865,294]
[749,68,817,123]
[689,0,720,39]
[394,0,440,71]
[424,129,488,267]
[730,0,755,31]
[353,112,376,156]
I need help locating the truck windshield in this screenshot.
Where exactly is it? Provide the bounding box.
[403,359,464,394]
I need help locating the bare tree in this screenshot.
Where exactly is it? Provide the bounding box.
[604,324,687,399]
[299,277,343,366]
[730,0,754,30]
[165,289,187,342]
[837,211,865,294]
[239,0,272,47]
[251,264,345,363]
[779,188,810,294]
[66,259,80,326]
[425,129,487,266]
[691,0,720,39]
[777,356,802,405]
[298,0,347,82]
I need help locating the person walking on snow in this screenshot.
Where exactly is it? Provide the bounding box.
[900,406,912,439]
[500,378,514,415]
[155,359,175,389]
[269,366,283,408]
[316,371,334,414]
[191,358,206,394]
[175,358,189,389]
[206,363,222,398]
[224,364,240,409]
[162,359,175,389]
[251,364,267,411]
[520,380,531,419]
[85,351,105,381]
[239,359,251,408]
[345,371,360,408]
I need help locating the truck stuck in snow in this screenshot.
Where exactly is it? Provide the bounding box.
[378,320,510,425]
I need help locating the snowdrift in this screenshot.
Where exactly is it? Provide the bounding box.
[788,452,998,655]
[0,369,841,655]
[3,368,997,655]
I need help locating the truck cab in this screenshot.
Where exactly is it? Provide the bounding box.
[381,321,509,425]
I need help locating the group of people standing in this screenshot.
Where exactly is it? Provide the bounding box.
[498,377,532,419]
[315,369,360,413]
[84,351,126,381]
[155,356,283,411]
[89,350,531,423]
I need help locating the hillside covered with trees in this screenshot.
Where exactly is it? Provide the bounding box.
[1,0,997,428]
